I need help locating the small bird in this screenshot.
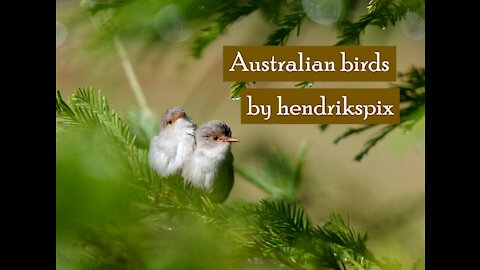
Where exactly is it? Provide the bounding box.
[182,120,239,203]
[149,107,196,177]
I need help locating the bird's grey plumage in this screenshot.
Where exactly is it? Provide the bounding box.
[182,120,238,203]
[149,107,196,177]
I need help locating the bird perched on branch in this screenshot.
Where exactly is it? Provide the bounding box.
[182,120,239,203]
[149,107,196,177]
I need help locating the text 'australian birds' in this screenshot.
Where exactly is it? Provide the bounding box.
[149,107,239,203]
[228,51,390,73]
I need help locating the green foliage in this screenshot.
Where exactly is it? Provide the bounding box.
[193,0,308,96]
[57,88,401,269]
[320,66,425,161]
[191,0,307,58]
[56,129,134,232]
[235,142,308,200]
[264,1,306,46]
[191,1,259,58]
[81,0,133,16]
[295,81,313,88]
[76,0,426,56]
[123,109,159,150]
[337,0,424,45]
[229,81,250,100]
[56,88,136,148]
[313,213,375,269]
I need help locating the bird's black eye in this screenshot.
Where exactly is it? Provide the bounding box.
[167,120,173,125]
[213,136,219,140]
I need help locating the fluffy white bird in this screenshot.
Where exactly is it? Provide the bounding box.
[182,120,239,202]
[149,107,196,177]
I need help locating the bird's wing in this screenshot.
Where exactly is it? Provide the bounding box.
[209,151,234,203]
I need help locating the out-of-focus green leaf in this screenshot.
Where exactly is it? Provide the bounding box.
[56,128,134,232]
[123,109,159,150]
[235,143,308,200]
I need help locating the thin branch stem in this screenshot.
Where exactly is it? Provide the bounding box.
[113,35,152,117]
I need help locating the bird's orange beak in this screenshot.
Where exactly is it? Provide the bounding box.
[224,137,239,143]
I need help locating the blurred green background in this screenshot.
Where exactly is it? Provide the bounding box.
[57,0,424,268]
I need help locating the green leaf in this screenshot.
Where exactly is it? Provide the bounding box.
[229,81,249,99]
[235,143,308,200]
[123,108,159,150]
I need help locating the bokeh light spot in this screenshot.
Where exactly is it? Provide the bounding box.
[153,4,192,43]
[302,0,343,25]
[56,21,68,48]
[401,12,425,41]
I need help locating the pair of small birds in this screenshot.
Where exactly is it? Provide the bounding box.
[149,107,239,203]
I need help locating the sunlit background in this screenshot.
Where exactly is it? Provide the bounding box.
[57,0,424,268]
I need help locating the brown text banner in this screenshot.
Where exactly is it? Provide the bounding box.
[240,88,399,124]
[224,46,396,81]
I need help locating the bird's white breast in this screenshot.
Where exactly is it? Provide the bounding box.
[149,120,195,176]
[182,143,230,191]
